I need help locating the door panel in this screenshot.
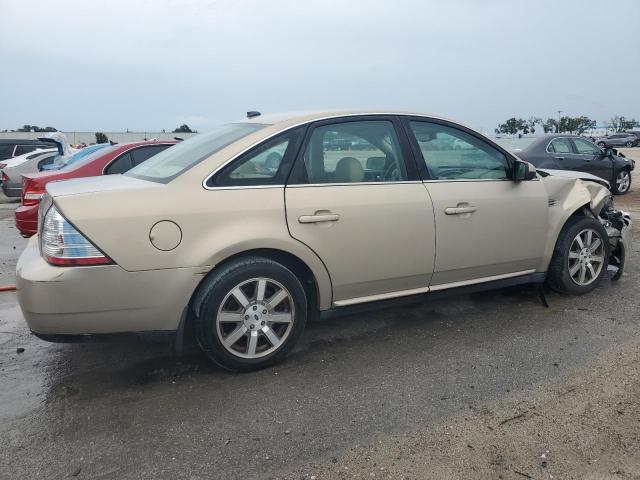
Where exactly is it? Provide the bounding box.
[285,183,435,303]
[426,180,548,286]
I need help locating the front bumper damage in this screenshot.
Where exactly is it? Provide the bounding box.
[599,199,632,280]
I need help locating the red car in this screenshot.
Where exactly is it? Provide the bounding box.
[16,140,177,236]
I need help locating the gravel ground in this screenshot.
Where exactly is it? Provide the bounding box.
[0,150,639,479]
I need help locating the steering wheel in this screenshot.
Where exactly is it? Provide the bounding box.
[382,161,401,181]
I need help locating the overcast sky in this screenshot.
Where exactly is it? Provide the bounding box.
[0,0,638,133]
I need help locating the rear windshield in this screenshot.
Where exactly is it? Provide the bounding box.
[60,143,112,169]
[126,123,266,182]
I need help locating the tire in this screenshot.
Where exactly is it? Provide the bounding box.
[598,141,606,147]
[626,141,633,147]
[613,168,631,195]
[193,256,307,372]
[546,216,610,295]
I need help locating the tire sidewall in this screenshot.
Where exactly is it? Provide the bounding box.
[196,260,307,371]
[552,217,610,295]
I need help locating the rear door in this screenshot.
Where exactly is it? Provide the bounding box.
[285,117,436,305]
[405,119,548,288]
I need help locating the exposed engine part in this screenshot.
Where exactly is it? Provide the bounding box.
[598,195,632,281]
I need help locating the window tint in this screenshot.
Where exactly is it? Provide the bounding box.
[300,121,407,184]
[573,138,601,155]
[548,138,573,154]
[105,153,133,174]
[131,145,172,166]
[210,128,304,187]
[410,121,508,180]
[14,145,38,156]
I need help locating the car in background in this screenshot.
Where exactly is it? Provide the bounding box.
[40,142,110,170]
[497,134,635,195]
[625,131,640,143]
[1,149,58,196]
[0,139,54,160]
[14,111,632,372]
[594,133,638,148]
[15,140,177,236]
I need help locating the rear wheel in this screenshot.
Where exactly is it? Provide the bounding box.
[625,141,633,147]
[194,257,307,371]
[598,141,606,147]
[613,169,631,195]
[547,216,609,295]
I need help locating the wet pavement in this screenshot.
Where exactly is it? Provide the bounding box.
[1,157,639,479]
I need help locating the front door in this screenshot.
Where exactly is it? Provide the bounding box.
[571,137,613,182]
[285,118,436,305]
[405,119,548,288]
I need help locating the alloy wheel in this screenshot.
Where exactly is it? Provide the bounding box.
[216,277,295,359]
[616,170,631,193]
[568,229,605,286]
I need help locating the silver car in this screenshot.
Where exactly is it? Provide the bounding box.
[1,149,57,197]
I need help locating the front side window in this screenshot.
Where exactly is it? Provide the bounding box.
[573,138,601,155]
[127,123,266,183]
[410,121,508,180]
[547,138,573,154]
[298,120,408,184]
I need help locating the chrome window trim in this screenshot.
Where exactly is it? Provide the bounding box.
[421,178,518,183]
[201,112,462,191]
[286,181,422,188]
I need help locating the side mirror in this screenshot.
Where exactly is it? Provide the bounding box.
[605,147,616,157]
[513,160,537,181]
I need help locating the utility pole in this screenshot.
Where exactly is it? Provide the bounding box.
[556,110,563,133]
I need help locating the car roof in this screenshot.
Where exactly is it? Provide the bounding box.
[110,140,179,149]
[0,138,53,144]
[236,109,456,128]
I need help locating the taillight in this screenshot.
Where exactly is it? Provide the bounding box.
[40,204,112,266]
[22,179,45,206]
[1,171,8,183]
[0,163,7,169]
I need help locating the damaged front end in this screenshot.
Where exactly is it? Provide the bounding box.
[598,196,633,280]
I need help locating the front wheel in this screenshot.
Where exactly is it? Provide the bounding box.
[598,141,606,147]
[613,169,631,195]
[547,216,610,295]
[193,257,308,371]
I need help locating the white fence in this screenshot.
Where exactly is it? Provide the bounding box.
[0,131,198,144]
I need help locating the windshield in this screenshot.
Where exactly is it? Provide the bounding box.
[126,123,266,182]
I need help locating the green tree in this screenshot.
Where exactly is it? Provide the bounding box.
[95,132,109,143]
[173,124,193,133]
[558,116,596,134]
[495,117,530,135]
[542,118,558,133]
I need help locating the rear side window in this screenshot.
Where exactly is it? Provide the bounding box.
[410,121,508,180]
[105,153,133,174]
[131,145,172,166]
[0,144,14,158]
[547,138,573,154]
[209,128,304,187]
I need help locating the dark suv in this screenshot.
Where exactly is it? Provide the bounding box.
[595,133,638,148]
[0,139,54,160]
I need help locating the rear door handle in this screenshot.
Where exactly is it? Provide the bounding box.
[444,206,477,215]
[298,212,340,224]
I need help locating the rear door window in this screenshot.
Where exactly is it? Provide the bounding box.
[547,138,573,154]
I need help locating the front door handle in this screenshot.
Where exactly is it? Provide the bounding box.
[298,212,340,224]
[444,206,477,215]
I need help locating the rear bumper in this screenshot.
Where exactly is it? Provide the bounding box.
[14,204,38,236]
[16,237,204,336]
